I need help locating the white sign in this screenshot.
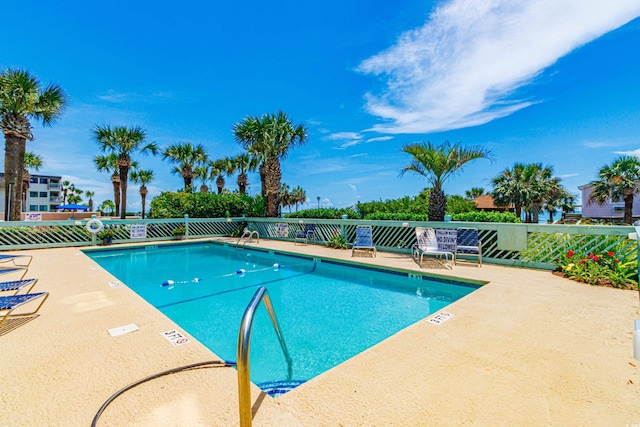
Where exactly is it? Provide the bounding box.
[24,213,42,221]
[108,323,139,337]
[130,224,147,239]
[428,311,455,325]
[275,223,289,238]
[162,329,191,346]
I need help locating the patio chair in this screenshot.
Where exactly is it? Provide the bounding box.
[412,227,455,269]
[0,292,49,329]
[351,225,376,257]
[0,278,38,296]
[0,254,32,268]
[295,223,316,245]
[455,228,482,266]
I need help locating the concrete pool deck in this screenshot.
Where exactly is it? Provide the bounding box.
[1,238,639,426]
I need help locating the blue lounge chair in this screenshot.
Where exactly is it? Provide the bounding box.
[455,228,482,266]
[0,278,38,296]
[412,227,455,269]
[295,223,316,245]
[0,267,28,280]
[0,254,32,267]
[351,225,376,257]
[0,292,49,329]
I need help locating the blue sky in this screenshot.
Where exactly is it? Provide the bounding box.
[1,0,640,212]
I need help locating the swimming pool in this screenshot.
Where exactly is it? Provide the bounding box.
[86,242,479,393]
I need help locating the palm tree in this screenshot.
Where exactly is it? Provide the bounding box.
[163,142,208,191]
[98,200,115,215]
[491,163,528,219]
[85,191,95,212]
[22,151,43,208]
[400,141,491,221]
[280,183,292,213]
[543,188,576,223]
[291,185,307,211]
[94,125,158,219]
[233,111,308,217]
[589,156,640,225]
[130,169,154,219]
[232,153,259,194]
[194,165,211,193]
[67,185,83,204]
[0,69,67,220]
[465,187,485,200]
[94,154,121,216]
[61,180,71,205]
[210,157,234,194]
[521,163,558,223]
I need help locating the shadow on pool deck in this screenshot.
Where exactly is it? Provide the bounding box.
[1,238,639,426]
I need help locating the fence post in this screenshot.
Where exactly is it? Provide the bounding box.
[91,215,97,246]
[184,214,189,238]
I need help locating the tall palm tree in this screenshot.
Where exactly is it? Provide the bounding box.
[163,142,208,192]
[0,69,67,220]
[94,125,157,219]
[130,169,154,219]
[67,185,83,204]
[233,111,308,217]
[400,141,491,221]
[85,191,95,212]
[589,156,640,225]
[94,153,121,216]
[232,153,259,194]
[543,188,576,223]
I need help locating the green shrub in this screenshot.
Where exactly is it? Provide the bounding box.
[325,230,349,249]
[287,208,361,220]
[149,192,265,218]
[452,211,521,223]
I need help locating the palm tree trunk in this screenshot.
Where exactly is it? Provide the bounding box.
[428,187,446,221]
[624,193,634,224]
[264,156,281,217]
[111,174,120,217]
[216,176,225,194]
[3,134,26,220]
[118,162,129,220]
[259,163,266,197]
[140,186,148,219]
[238,173,247,194]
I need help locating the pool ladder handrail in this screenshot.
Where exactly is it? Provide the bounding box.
[237,227,260,247]
[237,286,292,427]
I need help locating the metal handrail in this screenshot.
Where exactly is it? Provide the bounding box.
[237,286,292,427]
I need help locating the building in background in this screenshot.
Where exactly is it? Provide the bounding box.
[579,184,640,220]
[0,173,62,214]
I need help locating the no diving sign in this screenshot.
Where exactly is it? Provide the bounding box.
[428,312,454,325]
[162,329,191,346]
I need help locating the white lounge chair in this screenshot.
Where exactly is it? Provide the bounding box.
[412,227,455,269]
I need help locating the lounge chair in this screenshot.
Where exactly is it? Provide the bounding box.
[0,292,49,329]
[351,225,376,257]
[412,227,455,269]
[0,254,32,267]
[295,223,316,245]
[0,267,28,280]
[455,228,482,266]
[0,278,38,296]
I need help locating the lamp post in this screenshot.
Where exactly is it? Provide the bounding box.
[317,196,320,209]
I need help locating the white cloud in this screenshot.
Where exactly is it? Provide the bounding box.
[357,0,640,134]
[614,148,640,157]
[325,132,363,141]
[365,136,393,143]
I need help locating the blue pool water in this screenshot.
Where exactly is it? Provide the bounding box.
[86,243,478,391]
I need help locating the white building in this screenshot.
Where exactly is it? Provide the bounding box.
[0,173,62,213]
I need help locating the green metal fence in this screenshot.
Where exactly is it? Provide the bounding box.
[0,216,637,272]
